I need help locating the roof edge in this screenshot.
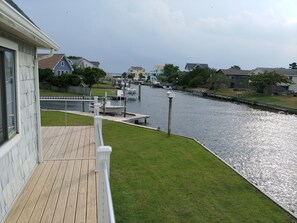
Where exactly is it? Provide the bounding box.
[0,1,59,50]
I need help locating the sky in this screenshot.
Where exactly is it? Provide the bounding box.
[14,0,297,73]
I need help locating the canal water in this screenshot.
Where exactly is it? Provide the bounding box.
[41,85,297,213]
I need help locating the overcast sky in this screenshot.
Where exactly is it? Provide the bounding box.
[14,0,297,73]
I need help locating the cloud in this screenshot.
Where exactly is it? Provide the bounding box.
[14,0,297,72]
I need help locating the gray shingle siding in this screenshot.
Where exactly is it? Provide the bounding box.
[0,34,39,222]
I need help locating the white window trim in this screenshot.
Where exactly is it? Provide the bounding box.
[61,61,64,67]
[0,36,21,159]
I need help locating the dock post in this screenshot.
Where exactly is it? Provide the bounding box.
[124,87,127,117]
[167,91,175,136]
[138,84,141,101]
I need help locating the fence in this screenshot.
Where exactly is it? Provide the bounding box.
[94,106,115,223]
[50,85,91,95]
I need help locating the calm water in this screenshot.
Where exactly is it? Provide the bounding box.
[42,85,297,213]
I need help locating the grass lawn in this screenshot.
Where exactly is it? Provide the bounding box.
[243,93,297,109]
[92,83,115,89]
[103,122,296,223]
[41,111,93,126]
[40,89,82,96]
[91,88,116,96]
[200,88,297,109]
[40,111,297,222]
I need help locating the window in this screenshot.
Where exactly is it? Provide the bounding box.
[0,47,17,145]
[61,61,64,67]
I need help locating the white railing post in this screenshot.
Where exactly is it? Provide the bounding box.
[97,146,112,223]
[94,96,101,116]
[94,103,101,116]
[94,116,102,147]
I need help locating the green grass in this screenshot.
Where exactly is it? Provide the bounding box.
[40,111,297,222]
[196,88,297,109]
[92,83,115,89]
[91,88,116,96]
[40,89,82,96]
[242,92,297,109]
[41,111,93,126]
[102,122,297,223]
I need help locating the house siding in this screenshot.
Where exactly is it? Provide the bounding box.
[0,34,38,222]
[54,57,72,75]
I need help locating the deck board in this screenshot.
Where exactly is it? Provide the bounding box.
[4,126,97,223]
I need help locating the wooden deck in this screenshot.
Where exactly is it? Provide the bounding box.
[4,126,97,223]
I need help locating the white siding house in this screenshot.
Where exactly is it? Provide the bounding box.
[0,1,59,222]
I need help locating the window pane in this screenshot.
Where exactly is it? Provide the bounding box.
[5,51,16,137]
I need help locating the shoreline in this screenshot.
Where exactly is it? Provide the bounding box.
[180,88,297,115]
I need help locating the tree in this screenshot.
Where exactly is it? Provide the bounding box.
[289,62,297,69]
[163,64,179,83]
[249,71,293,93]
[81,67,106,87]
[179,67,215,88]
[127,73,135,79]
[207,73,229,90]
[69,74,81,86]
[38,68,54,83]
[230,65,241,70]
[122,72,127,78]
[139,73,144,79]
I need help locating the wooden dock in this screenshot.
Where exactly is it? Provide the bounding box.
[4,126,98,223]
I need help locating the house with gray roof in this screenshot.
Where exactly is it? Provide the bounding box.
[217,69,251,88]
[69,57,100,69]
[0,1,59,221]
[250,68,297,92]
[185,63,209,72]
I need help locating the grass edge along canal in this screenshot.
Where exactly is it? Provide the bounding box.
[41,111,297,222]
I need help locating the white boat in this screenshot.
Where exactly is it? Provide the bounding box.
[163,85,172,90]
[152,81,162,88]
[89,101,125,115]
[100,101,125,115]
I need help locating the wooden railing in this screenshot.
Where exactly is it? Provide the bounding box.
[94,109,115,223]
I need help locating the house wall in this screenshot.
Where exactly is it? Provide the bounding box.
[289,77,297,92]
[228,75,249,88]
[54,57,72,75]
[0,33,39,222]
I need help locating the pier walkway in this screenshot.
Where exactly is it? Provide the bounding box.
[4,126,97,223]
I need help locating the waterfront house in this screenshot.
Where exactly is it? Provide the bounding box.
[185,63,209,72]
[68,56,100,69]
[250,67,297,92]
[152,65,164,76]
[217,69,251,89]
[0,0,59,221]
[128,66,145,80]
[38,53,73,75]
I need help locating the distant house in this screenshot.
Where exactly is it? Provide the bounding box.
[251,68,297,92]
[90,61,100,68]
[69,57,100,69]
[185,63,208,72]
[128,66,145,80]
[217,69,251,88]
[38,53,73,75]
[0,0,59,222]
[152,65,164,76]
